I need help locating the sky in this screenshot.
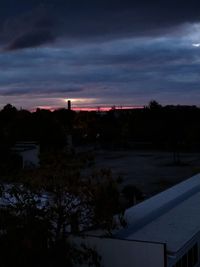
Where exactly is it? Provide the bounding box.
[1,0,200,109]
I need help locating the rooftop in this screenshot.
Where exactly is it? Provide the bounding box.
[12,142,39,152]
[116,173,200,253]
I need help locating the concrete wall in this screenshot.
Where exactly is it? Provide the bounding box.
[73,236,165,267]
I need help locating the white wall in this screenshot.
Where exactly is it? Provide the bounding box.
[72,236,165,267]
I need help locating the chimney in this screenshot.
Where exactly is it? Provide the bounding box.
[68,100,71,111]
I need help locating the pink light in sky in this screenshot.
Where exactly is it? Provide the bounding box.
[30,105,143,112]
[71,106,144,111]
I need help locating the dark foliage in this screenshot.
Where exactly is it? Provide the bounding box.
[0,150,120,267]
[1,102,200,154]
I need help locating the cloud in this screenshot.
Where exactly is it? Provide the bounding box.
[1,35,200,106]
[49,0,200,41]
[0,4,57,50]
[0,83,84,96]
[1,1,200,107]
[1,0,200,49]
[5,29,55,51]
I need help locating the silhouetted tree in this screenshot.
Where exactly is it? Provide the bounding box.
[0,151,120,267]
[122,184,144,207]
[148,100,162,110]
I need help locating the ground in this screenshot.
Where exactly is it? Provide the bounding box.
[88,150,200,198]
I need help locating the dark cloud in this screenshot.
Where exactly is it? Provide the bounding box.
[0,3,57,49]
[0,86,83,96]
[45,0,200,40]
[5,29,55,51]
[34,17,56,29]
[1,36,200,102]
[1,0,200,49]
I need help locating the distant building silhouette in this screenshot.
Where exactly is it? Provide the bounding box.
[68,100,71,111]
[12,142,40,169]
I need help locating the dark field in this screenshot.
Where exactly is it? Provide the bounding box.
[89,150,200,197]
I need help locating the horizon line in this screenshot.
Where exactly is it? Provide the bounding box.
[30,105,145,112]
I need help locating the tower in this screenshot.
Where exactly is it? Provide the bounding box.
[68,100,71,111]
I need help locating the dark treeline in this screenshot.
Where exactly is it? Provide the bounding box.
[0,104,74,150]
[1,101,200,153]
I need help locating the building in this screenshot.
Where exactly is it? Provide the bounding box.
[77,174,200,267]
[12,142,40,169]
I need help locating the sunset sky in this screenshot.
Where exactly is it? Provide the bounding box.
[1,0,200,109]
